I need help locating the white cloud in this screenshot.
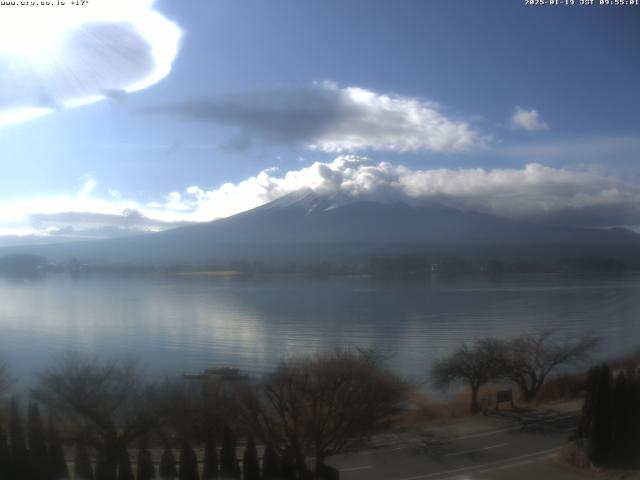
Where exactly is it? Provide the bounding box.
[78,176,97,199]
[510,106,549,131]
[0,191,142,238]
[502,134,640,166]
[1,157,639,245]
[167,157,638,222]
[308,83,485,153]
[148,82,486,154]
[0,180,187,242]
[120,157,640,229]
[0,0,181,127]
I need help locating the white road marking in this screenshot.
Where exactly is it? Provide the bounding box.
[340,465,373,472]
[351,412,578,457]
[449,426,517,441]
[394,446,560,480]
[481,458,535,472]
[450,413,578,441]
[442,442,508,458]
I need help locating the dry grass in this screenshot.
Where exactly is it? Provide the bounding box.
[532,372,588,405]
[608,349,640,373]
[556,443,592,470]
[555,444,640,480]
[603,473,640,480]
[400,385,500,425]
[400,377,589,427]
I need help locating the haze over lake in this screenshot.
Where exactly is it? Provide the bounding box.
[1,272,638,385]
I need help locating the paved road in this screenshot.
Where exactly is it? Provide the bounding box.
[328,409,590,480]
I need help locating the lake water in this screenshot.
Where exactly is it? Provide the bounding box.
[1,273,639,386]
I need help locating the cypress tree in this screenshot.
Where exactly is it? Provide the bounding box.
[611,373,633,466]
[9,398,32,480]
[629,375,640,469]
[588,364,613,466]
[28,403,50,480]
[260,443,279,480]
[179,441,199,480]
[219,425,240,479]
[117,450,135,480]
[579,366,599,438]
[0,426,11,480]
[159,446,178,480]
[47,415,70,480]
[74,444,95,480]
[95,450,110,480]
[242,438,261,480]
[279,447,295,480]
[202,431,218,480]
[136,438,156,480]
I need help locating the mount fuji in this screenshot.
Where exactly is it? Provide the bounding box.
[3,189,640,265]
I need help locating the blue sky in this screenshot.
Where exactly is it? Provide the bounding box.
[0,0,639,241]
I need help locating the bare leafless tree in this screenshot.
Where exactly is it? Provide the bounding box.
[32,354,166,480]
[0,362,11,398]
[151,376,246,442]
[431,338,508,413]
[504,331,600,402]
[243,348,409,478]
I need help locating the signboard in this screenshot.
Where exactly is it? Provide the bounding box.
[496,389,514,410]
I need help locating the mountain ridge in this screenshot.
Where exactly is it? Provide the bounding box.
[1,190,639,265]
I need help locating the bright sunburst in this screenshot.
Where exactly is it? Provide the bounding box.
[0,0,182,127]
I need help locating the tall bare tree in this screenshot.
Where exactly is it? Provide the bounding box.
[504,331,600,401]
[33,354,166,480]
[431,338,508,413]
[0,362,11,399]
[151,376,245,442]
[243,349,409,478]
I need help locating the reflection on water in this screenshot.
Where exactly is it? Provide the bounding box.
[0,273,639,385]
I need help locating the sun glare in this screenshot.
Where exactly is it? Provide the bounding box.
[0,0,181,126]
[0,107,53,129]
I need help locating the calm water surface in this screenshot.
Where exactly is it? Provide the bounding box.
[0,273,639,385]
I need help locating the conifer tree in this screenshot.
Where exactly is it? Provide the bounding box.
[260,443,279,480]
[136,438,156,480]
[28,403,50,480]
[9,398,32,480]
[74,444,95,480]
[219,425,240,479]
[578,366,599,438]
[95,450,111,480]
[202,431,218,480]
[631,376,640,468]
[47,415,70,480]
[0,426,11,480]
[179,441,199,480]
[117,450,135,480]
[279,447,295,480]
[611,373,633,466]
[242,438,261,480]
[588,364,613,466]
[159,446,178,480]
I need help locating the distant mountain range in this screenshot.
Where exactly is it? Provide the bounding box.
[2,190,640,265]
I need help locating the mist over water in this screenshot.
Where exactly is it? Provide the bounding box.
[1,273,638,386]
